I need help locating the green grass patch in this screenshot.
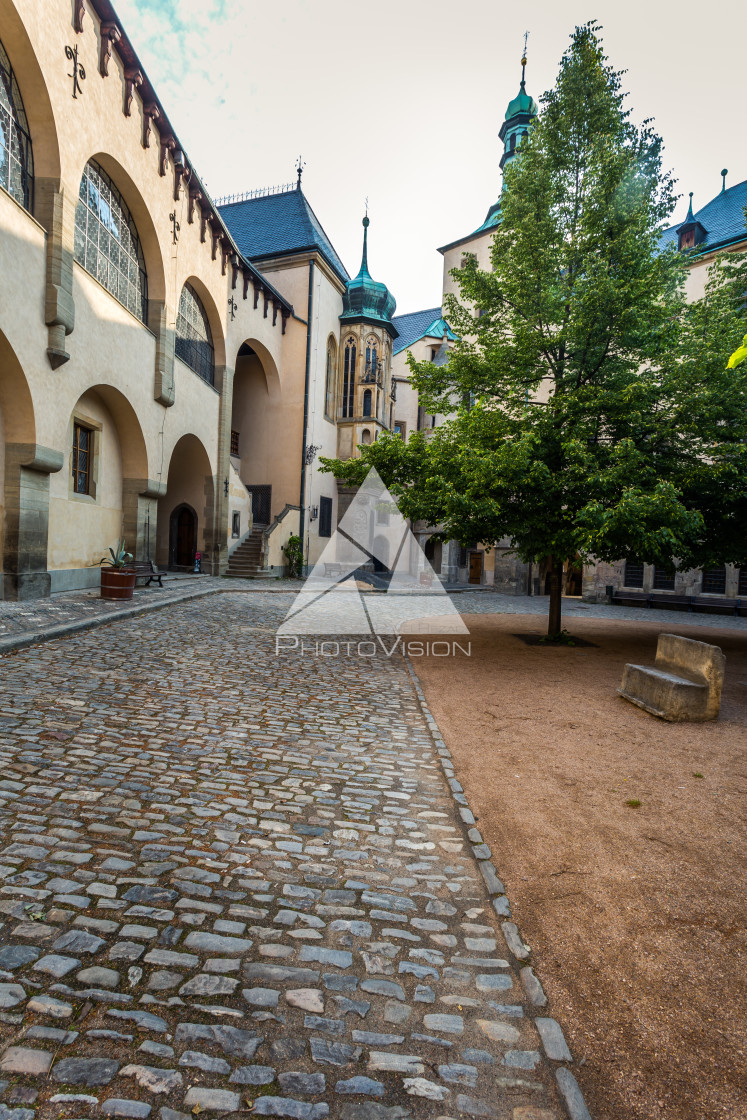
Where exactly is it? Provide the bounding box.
[625,798,641,808]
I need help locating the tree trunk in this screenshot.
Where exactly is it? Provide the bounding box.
[547,559,564,637]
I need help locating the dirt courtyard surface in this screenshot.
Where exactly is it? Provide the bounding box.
[411,612,747,1120]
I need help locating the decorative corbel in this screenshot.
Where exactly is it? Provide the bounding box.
[272,300,278,327]
[74,0,86,33]
[281,309,289,335]
[99,23,121,77]
[188,188,203,225]
[242,272,250,300]
[173,149,191,201]
[159,135,176,177]
[263,294,269,319]
[124,68,143,116]
[210,221,220,261]
[253,285,260,310]
[200,206,208,244]
[220,242,231,276]
[142,102,160,148]
[231,255,239,290]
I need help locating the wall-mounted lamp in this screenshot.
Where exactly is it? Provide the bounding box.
[309,505,318,522]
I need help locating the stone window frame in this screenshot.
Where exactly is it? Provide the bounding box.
[69,411,102,503]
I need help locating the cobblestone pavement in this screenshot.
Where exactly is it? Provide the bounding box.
[0,592,582,1120]
[0,579,299,644]
[2,580,743,655]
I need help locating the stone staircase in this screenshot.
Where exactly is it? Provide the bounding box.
[226,526,266,579]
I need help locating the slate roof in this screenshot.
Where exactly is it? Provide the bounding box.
[392,307,456,355]
[218,188,349,285]
[660,178,747,253]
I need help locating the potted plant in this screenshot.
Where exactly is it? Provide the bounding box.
[282,534,303,579]
[100,540,136,600]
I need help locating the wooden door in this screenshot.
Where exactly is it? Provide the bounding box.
[176,507,196,566]
[469,551,483,584]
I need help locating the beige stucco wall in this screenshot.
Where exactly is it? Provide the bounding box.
[0,0,292,595]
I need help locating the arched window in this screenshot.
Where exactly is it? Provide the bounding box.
[361,428,371,445]
[325,338,336,421]
[342,338,356,418]
[363,388,372,417]
[75,160,148,322]
[176,283,214,385]
[0,39,34,212]
[365,342,378,381]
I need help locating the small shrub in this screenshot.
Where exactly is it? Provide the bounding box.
[693,772,704,779]
[625,798,641,808]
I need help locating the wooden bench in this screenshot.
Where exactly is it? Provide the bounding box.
[619,632,725,722]
[613,591,745,616]
[130,560,166,588]
[611,590,650,607]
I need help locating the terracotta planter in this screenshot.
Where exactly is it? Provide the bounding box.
[100,567,136,600]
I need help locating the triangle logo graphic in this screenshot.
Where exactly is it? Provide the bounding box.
[277,468,469,636]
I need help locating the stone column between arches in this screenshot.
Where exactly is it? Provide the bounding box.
[205,364,234,576]
[2,443,63,600]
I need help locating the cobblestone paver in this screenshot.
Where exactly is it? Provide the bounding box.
[0,592,578,1119]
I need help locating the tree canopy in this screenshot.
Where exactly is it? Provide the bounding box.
[322,23,747,636]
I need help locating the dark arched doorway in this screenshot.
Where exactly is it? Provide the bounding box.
[170,503,197,568]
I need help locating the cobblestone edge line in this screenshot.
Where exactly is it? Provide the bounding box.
[0,585,307,658]
[403,655,594,1120]
[0,587,220,657]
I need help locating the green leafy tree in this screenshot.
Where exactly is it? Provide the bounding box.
[322,23,747,637]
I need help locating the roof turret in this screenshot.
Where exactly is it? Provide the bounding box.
[341,215,397,335]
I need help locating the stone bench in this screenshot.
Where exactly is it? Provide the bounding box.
[618,632,725,722]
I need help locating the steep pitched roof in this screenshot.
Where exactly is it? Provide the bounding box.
[392,307,455,355]
[660,178,747,253]
[218,188,349,284]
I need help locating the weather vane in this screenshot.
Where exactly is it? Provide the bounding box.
[523,30,529,61]
[296,155,306,188]
[365,196,369,216]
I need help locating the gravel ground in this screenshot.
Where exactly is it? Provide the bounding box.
[410,611,747,1120]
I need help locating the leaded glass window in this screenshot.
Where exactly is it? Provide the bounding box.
[75,160,148,322]
[176,283,214,385]
[325,339,336,421]
[342,339,356,418]
[0,39,34,212]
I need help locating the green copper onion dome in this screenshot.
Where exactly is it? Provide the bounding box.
[340,215,396,328]
[505,61,538,120]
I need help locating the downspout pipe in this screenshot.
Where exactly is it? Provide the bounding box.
[299,259,315,573]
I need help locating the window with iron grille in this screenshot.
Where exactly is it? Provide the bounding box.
[739,568,747,596]
[653,567,675,591]
[230,430,240,456]
[0,40,34,212]
[176,283,214,384]
[72,423,93,495]
[75,160,148,322]
[319,496,332,538]
[701,567,726,595]
[624,559,644,588]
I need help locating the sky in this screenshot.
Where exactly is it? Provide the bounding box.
[113,0,746,315]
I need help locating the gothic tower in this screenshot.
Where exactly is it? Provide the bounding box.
[336,215,398,460]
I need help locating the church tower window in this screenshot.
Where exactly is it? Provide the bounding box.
[325,338,336,421]
[342,338,356,418]
[363,389,372,417]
